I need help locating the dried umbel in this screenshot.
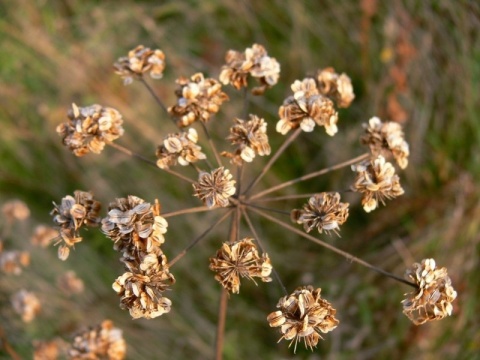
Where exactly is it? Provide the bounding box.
[402,258,457,325]
[57,103,124,156]
[193,167,236,208]
[31,225,58,248]
[33,339,63,360]
[11,289,41,323]
[267,286,339,352]
[209,237,272,294]
[156,128,206,169]
[51,190,101,260]
[2,199,30,221]
[0,250,30,274]
[361,116,410,169]
[168,73,228,127]
[219,43,280,94]
[291,193,349,235]
[276,78,338,136]
[68,320,126,360]
[114,45,166,85]
[57,271,85,296]
[222,115,271,165]
[351,155,404,212]
[316,67,355,108]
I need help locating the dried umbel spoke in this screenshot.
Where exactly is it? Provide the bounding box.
[361,116,410,169]
[351,155,404,212]
[57,103,124,156]
[68,320,126,360]
[276,78,338,136]
[11,289,41,323]
[221,115,271,165]
[402,258,457,325]
[31,225,58,248]
[316,67,355,108]
[291,192,349,235]
[267,286,339,352]
[114,45,166,85]
[168,72,228,127]
[209,237,272,294]
[2,199,30,221]
[193,167,236,208]
[219,43,280,95]
[156,128,206,169]
[0,250,30,274]
[57,271,85,296]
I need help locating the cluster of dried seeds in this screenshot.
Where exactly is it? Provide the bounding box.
[192,167,236,208]
[114,45,166,85]
[11,289,41,323]
[156,128,206,169]
[316,67,355,108]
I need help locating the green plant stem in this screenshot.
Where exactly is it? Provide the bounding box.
[249,206,418,288]
[162,206,212,218]
[200,121,223,168]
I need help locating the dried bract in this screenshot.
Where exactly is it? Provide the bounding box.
[57,103,124,156]
[2,199,30,221]
[156,128,206,169]
[267,286,339,352]
[351,155,404,212]
[193,167,236,208]
[11,289,41,323]
[402,258,457,325]
[114,45,165,85]
[316,67,355,108]
[57,271,85,295]
[291,193,349,235]
[209,237,272,294]
[31,225,58,248]
[0,250,30,274]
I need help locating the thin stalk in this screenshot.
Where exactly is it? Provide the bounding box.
[139,78,177,125]
[252,193,320,203]
[0,326,21,360]
[242,86,249,119]
[243,128,302,195]
[249,206,418,288]
[243,202,291,216]
[250,152,370,200]
[200,121,223,168]
[162,206,212,218]
[215,288,228,360]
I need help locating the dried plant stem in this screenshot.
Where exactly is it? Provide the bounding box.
[249,207,418,288]
[139,78,177,126]
[242,86,249,119]
[243,128,302,195]
[162,206,212,218]
[243,202,291,216]
[252,193,320,203]
[200,121,223,167]
[250,152,370,200]
[215,288,228,360]
[0,326,21,360]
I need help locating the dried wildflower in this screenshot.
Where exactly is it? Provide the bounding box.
[168,73,228,127]
[221,115,271,165]
[57,271,84,295]
[51,190,101,260]
[209,237,272,294]
[11,289,41,323]
[102,197,167,256]
[114,45,165,85]
[361,116,410,169]
[402,258,457,325]
[193,167,236,208]
[291,193,349,235]
[57,103,124,156]
[2,199,30,221]
[156,128,206,169]
[0,250,30,274]
[351,155,404,212]
[267,286,339,352]
[276,78,338,136]
[33,339,66,360]
[31,225,58,248]
[68,320,126,360]
[316,67,355,108]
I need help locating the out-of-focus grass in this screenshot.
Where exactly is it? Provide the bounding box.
[0,0,479,359]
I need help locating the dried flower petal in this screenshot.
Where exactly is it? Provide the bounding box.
[316,67,355,108]
[2,199,30,221]
[114,45,165,85]
[156,128,206,169]
[11,289,41,323]
[193,167,236,208]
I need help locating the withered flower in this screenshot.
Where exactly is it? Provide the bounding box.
[11,289,41,323]
[316,67,355,108]
[0,250,30,274]
[291,193,349,235]
[276,78,338,136]
[361,116,410,169]
[2,199,30,221]
[31,225,58,248]
[402,258,457,325]
[267,286,339,352]
[351,155,404,212]
[209,237,272,294]
[222,115,271,165]
[156,128,206,169]
[57,103,124,156]
[168,73,228,127]
[33,339,64,360]
[193,167,236,208]
[68,320,126,360]
[114,45,165,85]
[57,271,84,296]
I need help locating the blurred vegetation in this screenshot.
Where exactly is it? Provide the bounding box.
[0,0,479,359]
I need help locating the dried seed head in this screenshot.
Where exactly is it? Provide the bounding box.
[57,104,124,156]
[351,155,404,212]
[2,199,30,221]
[221,115,271,165]
[0,250,30,275]
[156,128,206,169]
[316,67,355,108]
[168,73,228,127]
[276,78,338,136]
[361,116,410,169]
[33,339,64,360]
[267,286,339,352]
[114,45,166,85]
[291,193,349,235]
[193,167,236,208]
[11,289,41,323]
[402,258,457,325]
[68,320,126,360]
[57,271,84,296]
[31,225,58,248]
[209,237,272,294]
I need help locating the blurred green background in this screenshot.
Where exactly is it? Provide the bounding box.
[1,0,479,359]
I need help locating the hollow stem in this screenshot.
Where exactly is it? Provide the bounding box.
[215,288,228,360]
[162,206,212,218]
[200,121,223,168]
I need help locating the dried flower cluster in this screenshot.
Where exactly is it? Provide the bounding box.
[31,225,58,248]
[33,339,64,360]
[114,45,166,85]
[156,128,206,169]
[57,271,85,296]
[2,199,30,221]
[0,249,30,274]
[11,289,41,323]
[193,167,236,208]
[316,67,355,108]
[402,258,457,325]
[209,237,272,294]
[57,104,124,156]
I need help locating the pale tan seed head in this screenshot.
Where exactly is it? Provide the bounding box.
[192,167,236,208]
[114,45,166,85]
[2,199,30,221]
[316,67,355,108]
[11,289,41,323]
[156,128,206,169]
